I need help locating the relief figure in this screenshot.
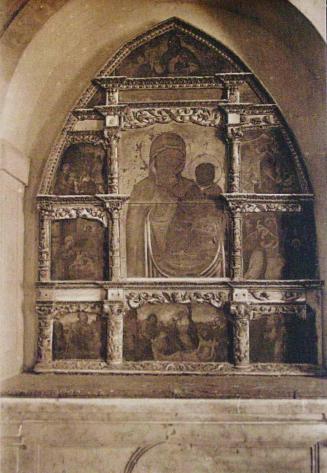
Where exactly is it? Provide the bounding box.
[54,144,106,194]
[243,215,285,279]
[123,303,230,362]
[51,219,105,280]
[116,28,237,77]
[53,312,105,360]
[241,131,300,193]
[158,33,200,75]
[126,132,226,277]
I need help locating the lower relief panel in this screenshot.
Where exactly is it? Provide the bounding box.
[123,303,232,363]
[34,288,323,374]
[250,311,317,364]
[53,311,107,361]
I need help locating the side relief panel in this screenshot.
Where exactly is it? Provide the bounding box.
[51,218,107,280]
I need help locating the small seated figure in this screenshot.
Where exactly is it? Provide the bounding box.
[194,162,223,198]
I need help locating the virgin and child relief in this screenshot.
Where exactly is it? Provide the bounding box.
[124,130,228,277]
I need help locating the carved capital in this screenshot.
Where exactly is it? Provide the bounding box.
[227,126,244,141]
[103,127,121,144]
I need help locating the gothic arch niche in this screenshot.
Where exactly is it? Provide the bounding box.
[35,18,323,375]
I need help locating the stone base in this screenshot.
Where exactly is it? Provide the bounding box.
[1,375,327,472]
[1,394,327,473]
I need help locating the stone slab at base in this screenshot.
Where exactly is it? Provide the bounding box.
[1,395,327,473]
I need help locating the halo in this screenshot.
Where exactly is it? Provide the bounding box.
[186,153,223,184]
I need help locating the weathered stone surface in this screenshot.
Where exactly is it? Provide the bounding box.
[1,396,327,473]
[1,373,327,399]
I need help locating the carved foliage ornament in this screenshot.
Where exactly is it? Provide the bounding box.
[227,202,302,213]
[66,130,104,146]
[248,303,307,320]
[126,291,228,309]
[122,107,221,129]
[36,302,103,318]
[38,204,108,226]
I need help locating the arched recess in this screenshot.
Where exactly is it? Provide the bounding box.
[35,18,323,376]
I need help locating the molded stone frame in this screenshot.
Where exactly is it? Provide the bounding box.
[35,18,324,375]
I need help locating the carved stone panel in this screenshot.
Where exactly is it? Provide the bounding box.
[119,123,227,195]
[243,211,316,280]
[53,311,106,360]
[35,18,321,376]
[51,218,107,280]
[250,311,317,364]
[53,143,108,194]
[123,303,232,363]
[115,29,238,77]
[240,129,300,193]
[120,124,229,277]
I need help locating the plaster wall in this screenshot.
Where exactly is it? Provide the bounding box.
[0,140,28,380]
[0,0,326,376]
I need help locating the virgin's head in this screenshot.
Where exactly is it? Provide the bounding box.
[149,133,186,183]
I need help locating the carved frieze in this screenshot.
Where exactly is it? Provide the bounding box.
[95,75,224,90]
[72,108,103,121]
[66,130,104,146]
[224,194,312,213]
[227,201,302,213]
[38,202,108,226]
[126,291,228,309]
[248,303,307,320]
[121,106,221,129]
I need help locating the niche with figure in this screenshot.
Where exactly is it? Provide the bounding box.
[123,302,232,363]
[242,210,317,280]
[250,312,317,364]
[53,143,107,194]
[51,218,107,280]
[240,129,300,194]
[115,30,237,77]
[53,311,107,360]
[121,124,229,278]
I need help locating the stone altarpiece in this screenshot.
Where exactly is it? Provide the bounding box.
[35,18,324,375]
